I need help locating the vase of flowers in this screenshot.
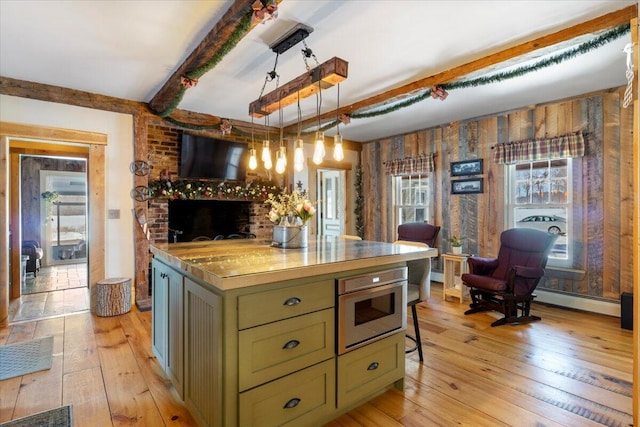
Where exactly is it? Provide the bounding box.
[448,236,466,254]
[266,190,316,249]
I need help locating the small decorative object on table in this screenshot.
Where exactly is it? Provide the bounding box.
[266,190,316,249]
[448,235,466,255]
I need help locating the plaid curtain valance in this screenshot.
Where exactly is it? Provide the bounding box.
[384,153,435,176]
[492,132,585,165]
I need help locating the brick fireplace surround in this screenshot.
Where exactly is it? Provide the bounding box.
[146,124,273,245]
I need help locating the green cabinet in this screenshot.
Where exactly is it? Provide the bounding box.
[151,259,168,370]
[151,258,184,397]
[184,277,221,427]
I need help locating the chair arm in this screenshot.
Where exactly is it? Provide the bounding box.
[508,265,546,295]
[511,265,545,280]
[22,242,37,257]
[467,256,499,275]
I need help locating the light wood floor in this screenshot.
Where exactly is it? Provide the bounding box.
[0,283,634,426]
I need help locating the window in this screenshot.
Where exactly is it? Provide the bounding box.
[393,175,430,226]
[507,159,571,265]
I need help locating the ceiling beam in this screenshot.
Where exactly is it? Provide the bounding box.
[285,4,637,135]
[148,0,279,116]
[0,76,231,129]
[0,76,146,115]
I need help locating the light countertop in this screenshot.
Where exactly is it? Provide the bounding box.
[151,237,438,291]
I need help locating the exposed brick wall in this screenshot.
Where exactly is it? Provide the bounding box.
[146,124,272,242]
[148,124,179,180]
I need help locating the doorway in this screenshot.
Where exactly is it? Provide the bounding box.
[19,163,88,296]
[9,144,90,321]
[317,169,347,237]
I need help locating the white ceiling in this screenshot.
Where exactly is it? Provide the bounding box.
[0,0,636,142]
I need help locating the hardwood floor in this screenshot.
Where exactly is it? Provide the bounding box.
[0,283,634,426]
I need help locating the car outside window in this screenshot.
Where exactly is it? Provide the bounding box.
[508,159,571,265]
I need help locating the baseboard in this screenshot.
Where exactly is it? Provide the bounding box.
[534,289,620,317]
[432,272,620,317]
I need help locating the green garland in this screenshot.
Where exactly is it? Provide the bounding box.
[354,165,364,238]
[348,24,630,122]
[149,178,281,201]
[156,22,630,133]
[443,23,630,92]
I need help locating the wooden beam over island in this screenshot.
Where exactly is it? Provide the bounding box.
[249,57,348,118]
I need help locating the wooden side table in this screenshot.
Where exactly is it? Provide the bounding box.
[442,253,470,304]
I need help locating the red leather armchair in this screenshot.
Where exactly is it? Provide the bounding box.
[461,228,557,327]
[397,222,440,247]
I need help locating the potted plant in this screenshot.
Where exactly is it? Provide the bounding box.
[448,235,466,254]
[265,190,316,249]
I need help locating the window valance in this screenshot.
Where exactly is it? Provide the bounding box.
[492,131,585,165]
[384,153,435,176]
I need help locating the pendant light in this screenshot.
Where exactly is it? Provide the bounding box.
[262,115,272,170]
[248,110,258,170]
[275,101,287,174]
[333,83,344,161]
[312,79,325,165]
[294,91,305,172]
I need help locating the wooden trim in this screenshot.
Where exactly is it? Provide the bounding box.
[133,114,151,311]
[0,122,107,325]
[0,122,108,145]
[630,15,639,427]
[0,136,7,326]
[286,5,638,135]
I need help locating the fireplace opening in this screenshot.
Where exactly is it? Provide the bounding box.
[168,200,252,242]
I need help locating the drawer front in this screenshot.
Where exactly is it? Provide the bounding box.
[238,280,334,329]
[337,333,405,409]
[239,359,335,427]
[239,309,334,391]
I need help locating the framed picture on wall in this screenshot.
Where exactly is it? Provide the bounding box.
[450,159,483,176]
[451,178,484,195]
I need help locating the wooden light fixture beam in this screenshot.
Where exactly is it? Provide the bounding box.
[249,57,348,118]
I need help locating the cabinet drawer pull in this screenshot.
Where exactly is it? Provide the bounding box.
[283,398,301,409]
[367,362,379,371]
[283,297,301,306]
[282,339,300,350]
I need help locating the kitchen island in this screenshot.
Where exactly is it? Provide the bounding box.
[150,236,437,427]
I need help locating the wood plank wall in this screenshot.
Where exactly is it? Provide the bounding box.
[362,87,634,300]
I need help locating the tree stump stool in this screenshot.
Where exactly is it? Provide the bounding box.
[95,277,132,317]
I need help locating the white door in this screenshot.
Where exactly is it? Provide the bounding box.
[317,169,346,236]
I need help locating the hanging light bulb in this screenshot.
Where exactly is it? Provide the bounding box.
[249,148,258,170]
[248,108,257,170]
[275,146,287,174]
[313,131,325,164]
[294,139,304,172]
[333,83,344,161]
[262,140,272,169]
[293,91,305,172]
[312,79,325,165]
[274,98,287,175]
[333,134,344,161]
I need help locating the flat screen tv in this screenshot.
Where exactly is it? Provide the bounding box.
[180,133,248,180]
